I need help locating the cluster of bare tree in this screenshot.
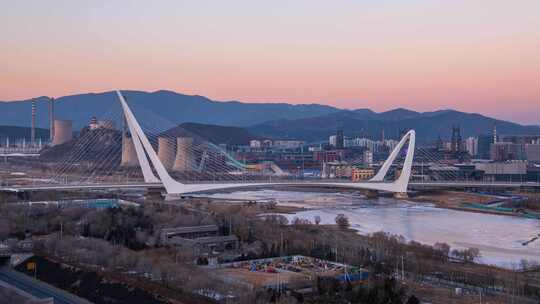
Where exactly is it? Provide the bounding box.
[2,198,540,302]
[35,235,257,303]
[205,203,540,301]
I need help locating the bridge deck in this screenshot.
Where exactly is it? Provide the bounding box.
[1,181,539,193]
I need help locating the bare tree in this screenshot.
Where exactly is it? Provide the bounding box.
[335,214,349,229]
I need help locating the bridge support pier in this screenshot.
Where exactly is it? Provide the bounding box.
[365,190,379,199]
[145,188,165,201]
[393,192,409,199]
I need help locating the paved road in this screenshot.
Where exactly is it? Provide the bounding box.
[0,267,92,304]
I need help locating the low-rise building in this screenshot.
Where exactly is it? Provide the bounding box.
[491,143,525,161]
[475,161,527,182]
[352,168,375,181]
[159,225,238,256]
[321,162,352,178]
[525,144,540,162]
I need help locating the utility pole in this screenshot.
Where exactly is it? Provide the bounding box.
[280,232,283,257]
[401,255,405,281]
[301,145,305,178]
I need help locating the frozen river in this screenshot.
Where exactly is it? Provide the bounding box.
[203,189,540,268]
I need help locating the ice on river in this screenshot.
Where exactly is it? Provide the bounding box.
[203,190,540,268]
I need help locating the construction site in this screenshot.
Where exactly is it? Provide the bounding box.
[212,255,369,291]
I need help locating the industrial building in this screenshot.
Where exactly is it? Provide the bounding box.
[475,161,528,182]
[159,225,238,257]
[89,117,116,130]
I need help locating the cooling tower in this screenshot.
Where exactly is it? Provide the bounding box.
[52,120,73,146]
[121,136,138,167]
[173,137,195,171]
[157,137,176,169]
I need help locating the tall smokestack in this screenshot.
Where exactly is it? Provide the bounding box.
[31,100,36,145]
[49,97,55,142]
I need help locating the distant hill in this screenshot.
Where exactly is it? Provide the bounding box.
[38,122,256,163]
[251,110,540,143]
[39,128,121,162]
[0,90,340,130]
[1,89,539,144]
[160,122,257,145]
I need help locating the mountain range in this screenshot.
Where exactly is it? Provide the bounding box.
[1,90,539,143]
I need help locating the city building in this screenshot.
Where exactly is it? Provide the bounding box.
[351,168,375,181]
[329,135,336,147]
[465,137,478,156]
[313,150,345,163]
[335,130,344,149]
[451,126,463,153]
[491,142,525,161]
[525,144,540,162]
[273,140,305,149]
[477,135,493,159]
[321,161,352,178]
[363,150,373,165]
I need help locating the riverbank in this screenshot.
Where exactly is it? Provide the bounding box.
[411,190,540,219]
[203,189,540,268]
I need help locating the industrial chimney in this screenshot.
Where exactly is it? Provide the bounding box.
[49,97,55,143]
[173,137,195,171]
[31,100,36,146]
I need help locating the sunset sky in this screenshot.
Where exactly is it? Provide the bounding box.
[1,1,539,124]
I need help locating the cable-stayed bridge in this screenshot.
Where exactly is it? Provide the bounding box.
[1,90,539,196]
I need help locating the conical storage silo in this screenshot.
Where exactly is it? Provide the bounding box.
[173,137,195,171]
[157,137,176,170]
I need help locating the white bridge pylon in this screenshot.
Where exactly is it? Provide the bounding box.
[117,90,416,195]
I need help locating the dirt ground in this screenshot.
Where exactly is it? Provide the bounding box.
[213,267,309,288]
[407,281,513,304]
[411,191,498,209]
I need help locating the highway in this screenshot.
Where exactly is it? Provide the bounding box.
[0,267,92,304]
